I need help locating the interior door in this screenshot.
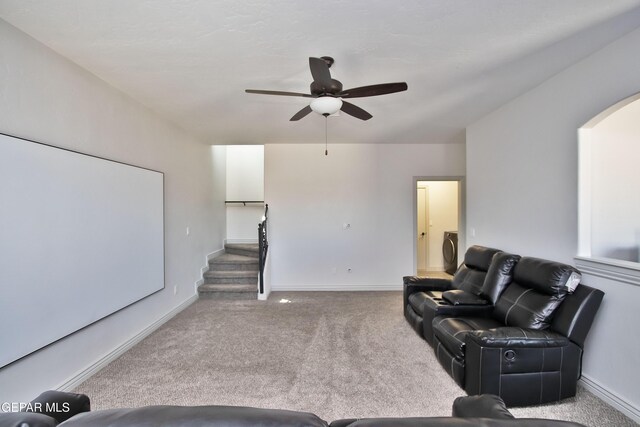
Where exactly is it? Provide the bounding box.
[417,186,429,275]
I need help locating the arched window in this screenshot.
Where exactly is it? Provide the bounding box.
[577,93,640,281]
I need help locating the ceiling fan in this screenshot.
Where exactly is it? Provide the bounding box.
[245,56,408,121]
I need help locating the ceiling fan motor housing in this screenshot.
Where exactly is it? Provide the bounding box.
[310,79,343,96]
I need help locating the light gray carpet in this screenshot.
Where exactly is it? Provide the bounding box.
[74,292,635,426]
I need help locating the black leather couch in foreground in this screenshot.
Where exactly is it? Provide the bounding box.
[0,390,587,426]
[404,246,604,407]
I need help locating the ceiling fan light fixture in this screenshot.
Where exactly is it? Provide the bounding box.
[310,96,343,116]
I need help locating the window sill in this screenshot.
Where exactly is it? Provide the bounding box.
[574,256,640,287]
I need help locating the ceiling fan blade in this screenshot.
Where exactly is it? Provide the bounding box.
[339,82,408,98]
[340,101,372,121]
[309,57,333,88]
[246,89,312,98]
[290,105,313,121]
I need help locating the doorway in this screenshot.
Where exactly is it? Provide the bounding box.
[415,180,461,276]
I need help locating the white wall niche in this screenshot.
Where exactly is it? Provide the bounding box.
[577,92,640,286]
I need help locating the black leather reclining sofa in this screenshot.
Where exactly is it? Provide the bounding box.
[1,390,587,426]
[403,245,604,407]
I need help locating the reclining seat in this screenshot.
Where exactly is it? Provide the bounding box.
[431,257,604,406]
[421,250,520,345]
[403,245,514,341]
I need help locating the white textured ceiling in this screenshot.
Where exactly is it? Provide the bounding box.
[1,0,640,145]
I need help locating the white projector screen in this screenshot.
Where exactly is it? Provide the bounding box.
[0,133,164,368]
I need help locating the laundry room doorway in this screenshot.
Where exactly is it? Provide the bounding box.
[414,178,463,276]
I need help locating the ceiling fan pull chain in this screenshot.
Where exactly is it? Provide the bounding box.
[325,116,328,156]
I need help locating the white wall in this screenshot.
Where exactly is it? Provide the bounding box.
[467,24,640,420]
[226,145,264,242]
[0,20,225,401]
[226,206,264,242]
[589,99,640,262]
[226,145,264,201]
[264,143,465,290]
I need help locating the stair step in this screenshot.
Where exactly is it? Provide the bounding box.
[204,270,258,285]
[199,283,256,292]
[209,253,259,271]
[198,283,256,300]
[225,243,259,258]
[204,270,258,279]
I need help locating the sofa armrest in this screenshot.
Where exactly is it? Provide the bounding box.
[451,394,514,419]
[403,277,453,314]
[403,276,452,290]
[466,327,569,348]
[442,290,490,306]
[27,391,90,423]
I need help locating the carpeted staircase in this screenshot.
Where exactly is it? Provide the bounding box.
[198,243,259,300]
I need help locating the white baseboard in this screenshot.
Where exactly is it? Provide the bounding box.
[195,248,225,292]
[207,248,225,261]
[57,294,198,392]
[271,284,401,291]
[580,375,640,423]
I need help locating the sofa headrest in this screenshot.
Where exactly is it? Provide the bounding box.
[480,252,520,304]
[59,405,329,427]
[464,246,503,272]
[0,412,57,427]
[28,390,90,423]
[513,257,581,297]
[452,394,514,419]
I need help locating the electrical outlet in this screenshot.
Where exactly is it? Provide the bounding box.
[347,268,352,273]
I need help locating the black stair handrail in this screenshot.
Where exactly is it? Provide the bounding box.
[258,204,269,295]
[225,200,265,206]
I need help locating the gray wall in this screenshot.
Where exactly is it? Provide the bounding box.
[467,25,640,420]
[0,20,226,401]
[265,143,466,289]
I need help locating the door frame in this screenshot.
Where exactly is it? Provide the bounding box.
[417,185,430,275]
[412,176,465,275]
